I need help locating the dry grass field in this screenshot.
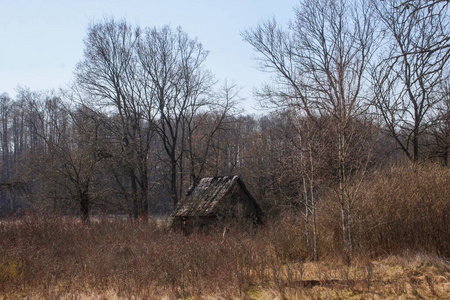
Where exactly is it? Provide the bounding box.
[0,163,449,299]
[0,215,449,299]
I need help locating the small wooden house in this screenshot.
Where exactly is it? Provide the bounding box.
[170,176,263,232]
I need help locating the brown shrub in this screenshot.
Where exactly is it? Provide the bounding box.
[0,214,273,298]
[355,162,450,257]
[0,163,449,298]
[0,210,449,299]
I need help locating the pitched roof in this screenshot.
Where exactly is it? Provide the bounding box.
[171,176,259,218]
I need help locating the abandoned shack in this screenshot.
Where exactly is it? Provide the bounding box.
[170,176,263,231]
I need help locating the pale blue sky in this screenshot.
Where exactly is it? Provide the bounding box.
[0,0,298,112]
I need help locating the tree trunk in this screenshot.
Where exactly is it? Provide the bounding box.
[413,125,419,162]
[80,190,90,224]
[171,159,179,207]
[302,175,311,258]
[140,164,149,220]
[307,117,318,261]
[130,170,139,220]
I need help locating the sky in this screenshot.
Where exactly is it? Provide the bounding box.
[0,0,298,113]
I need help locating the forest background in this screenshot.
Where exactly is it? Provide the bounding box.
[0,0,449,260]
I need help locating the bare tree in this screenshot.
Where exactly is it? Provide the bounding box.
[427,76,450,164]
[286,111,327,261]
[244,0,375,254]
[372,0,449,161]
[22,91,109,223]
[0,93,11,183]
[0,93,15,213]
[75,18,155,219]
[184,81,240,184]
[137,25,214,206]
[395,0,450,65]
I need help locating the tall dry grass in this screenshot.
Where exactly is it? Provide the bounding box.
[315,162,450,259]
[0,215,274,299]
[1,214,449,299]
[356,162,450,257]
[0,162,449,299]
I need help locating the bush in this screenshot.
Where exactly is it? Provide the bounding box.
[356,162,450,257]
[0,215,273,298]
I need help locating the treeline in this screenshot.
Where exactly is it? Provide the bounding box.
[1,0,450,257]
